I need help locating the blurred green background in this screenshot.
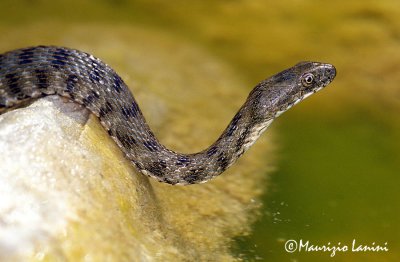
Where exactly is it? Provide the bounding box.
[1,0,399,261]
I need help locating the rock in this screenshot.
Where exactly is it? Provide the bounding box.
[0,24,274,261]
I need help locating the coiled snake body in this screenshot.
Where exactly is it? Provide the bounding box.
[0,46,336,185]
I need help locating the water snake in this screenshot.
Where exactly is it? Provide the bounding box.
[0,46,336,185]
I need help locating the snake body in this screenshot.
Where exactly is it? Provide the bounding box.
[0,46,336,185]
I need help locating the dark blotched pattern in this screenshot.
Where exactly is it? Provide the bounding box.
[0,46,336,184]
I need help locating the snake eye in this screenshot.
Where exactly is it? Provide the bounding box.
[302,73,314,87]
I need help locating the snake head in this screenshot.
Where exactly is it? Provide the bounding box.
[248,61,336,121]
[295,61,336,96]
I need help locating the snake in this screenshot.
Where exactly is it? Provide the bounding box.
[0,46,336,185]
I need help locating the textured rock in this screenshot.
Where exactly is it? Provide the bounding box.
[0,24,274,261]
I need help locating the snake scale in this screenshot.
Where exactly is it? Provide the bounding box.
[0,46,336,185]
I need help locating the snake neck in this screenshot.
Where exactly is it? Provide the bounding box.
[123,101,274,185]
